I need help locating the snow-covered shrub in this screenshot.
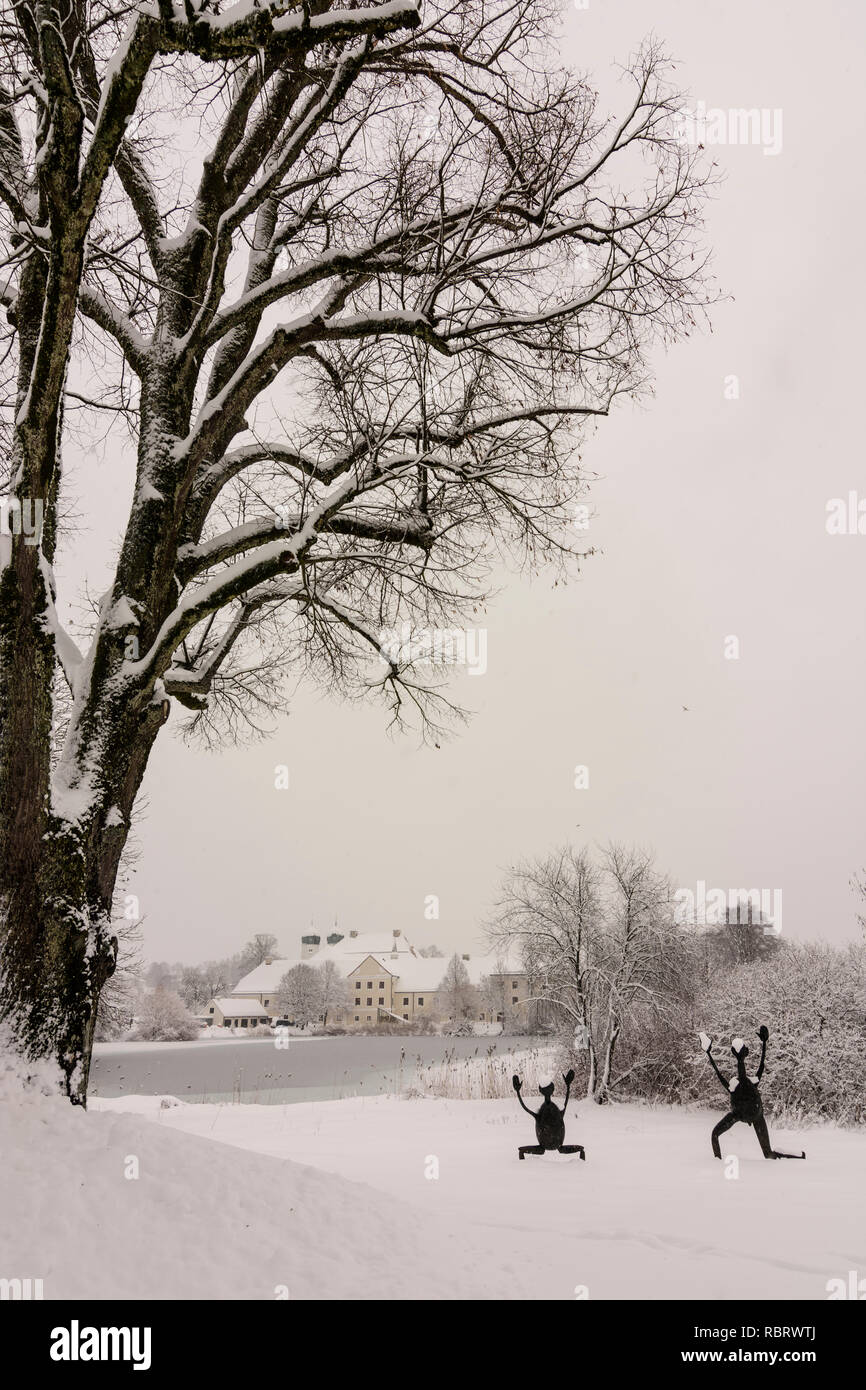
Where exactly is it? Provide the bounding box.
[683,943,866,1125]
[128,988,200,1042]
[561,942,866,1125]
[445,1019,475,1037]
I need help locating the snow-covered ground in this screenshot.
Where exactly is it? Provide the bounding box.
[4,1081,863,1300]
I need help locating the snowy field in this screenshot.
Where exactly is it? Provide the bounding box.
[3,1083,864,1301]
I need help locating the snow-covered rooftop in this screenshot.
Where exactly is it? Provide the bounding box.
[231,941,525,996]
[232,960,295,994]
[212,997,272,1018]
[319,931,416,959]
[385,957,447,991]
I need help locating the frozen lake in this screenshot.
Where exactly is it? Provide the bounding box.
[90,1032,547,1104]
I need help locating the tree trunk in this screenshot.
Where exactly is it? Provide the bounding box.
[596,1022,621,1104]
[0,588,165,1100]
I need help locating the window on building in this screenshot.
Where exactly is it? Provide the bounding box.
[418,997,424,1006]
[241,1019,248,1027]
[378,981,385,989]
[378,997,384,1005]
[366,998,372,1006]
[355,981,361,989]
[403,1014,408,1021]
[403,997,409,1006]
[366,981,372,989]
[264,999,269,1007]
[355,997,360,1006]
[354,1015,359,1022]
[512,981,518,989]
[512,996,518,1005]
[209,1006,214,1013]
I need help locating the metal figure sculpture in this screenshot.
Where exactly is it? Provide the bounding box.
[512,1068,585,1160]
[700,1026,805,1160]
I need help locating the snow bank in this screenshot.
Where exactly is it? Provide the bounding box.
[94,1094,866,1301]
[0,1089,542,1300]
[5,1068,864,1300]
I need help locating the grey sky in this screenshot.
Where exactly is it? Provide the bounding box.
[60,0,866,964]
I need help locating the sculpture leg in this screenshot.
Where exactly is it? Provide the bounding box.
[518,1145,546,1160]
[558,1145,585,1160]
[753,1115,778,1159]
[711,1112,738,1158]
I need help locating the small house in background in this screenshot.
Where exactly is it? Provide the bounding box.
[205,997,271,1030]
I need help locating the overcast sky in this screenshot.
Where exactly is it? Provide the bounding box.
[60,0,866,965]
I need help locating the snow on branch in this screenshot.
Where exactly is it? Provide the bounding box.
[150,0,421,60]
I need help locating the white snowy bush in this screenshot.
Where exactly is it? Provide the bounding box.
[686,943,866,1125]
[559,941,866,1125]
[128,988,200,1043]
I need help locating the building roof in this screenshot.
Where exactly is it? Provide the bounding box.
[212,997,271,1018]
[232,959,296,994]
[343,953,403,979]
[389,957,448,991]
[231,940,526,996]
[318,931,416,960]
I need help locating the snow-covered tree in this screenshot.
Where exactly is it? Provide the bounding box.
[698,899,782,976]
[0,0,711,1099]
[129,986,199,1042]
[238,933,281,972]
[439,953,478,1023]
[316,958,349,1026]
[488,843,691,1101]
[278,963,324,1027]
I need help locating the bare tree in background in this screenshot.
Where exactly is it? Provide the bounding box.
[0,0,711,1098]
[488,843,690,1101]
[94,917,143,1039]
[850,870,866,935]
[488,844,603,1093]
[316,957,349,1025]
[439,951,478,1025]
[239,932,281,970]
[698,899,782,977]
[593,843,689,1100]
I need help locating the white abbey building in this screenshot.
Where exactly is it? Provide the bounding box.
[204,929,530,1030]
